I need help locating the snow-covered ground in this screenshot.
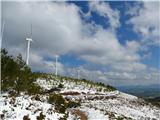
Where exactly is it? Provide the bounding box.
[37,78,110,94]
[0,93,64,120]
[81,92,160,120]
[1,78,160,120]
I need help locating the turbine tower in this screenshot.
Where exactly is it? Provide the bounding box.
[26,24,32,65]
[1,20,5,41]
[77,69,80,79]
[55,55,59,78]
[0,20,5,97]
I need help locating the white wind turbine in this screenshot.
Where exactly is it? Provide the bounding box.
[77,68,80,79]
[1,20,5,49]
[0,20,5,97]
[26,24,33,65]
[55,55,59,78]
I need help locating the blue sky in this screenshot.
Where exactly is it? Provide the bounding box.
[2,1,160,86]
[64,1,159,69]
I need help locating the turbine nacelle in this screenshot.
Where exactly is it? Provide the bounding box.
[26,38,32,42]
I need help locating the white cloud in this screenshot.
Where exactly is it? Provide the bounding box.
[112,62,146,72]
[77,29,141,65]
[89,1,120,29]
[2,1,141,66]
[2,1,159,86]
[127,1,160,46]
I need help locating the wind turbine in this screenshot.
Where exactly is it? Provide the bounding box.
[1,20,5,49]
[26,24,32,65]
[1,20,5,40]
[55,55,59,78]
[77,68,80,79]
[0,20,5,97]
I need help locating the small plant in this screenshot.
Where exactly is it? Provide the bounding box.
[48,93,67,113]
[37,112,45,120]
[67,100,81,108]
[27,83,42,95]
[8,90,18,97]
[116,116,124,120]
[0,114,5,119]
[23,115,30,120]
[35,95,41,101]
[58,83,64,88]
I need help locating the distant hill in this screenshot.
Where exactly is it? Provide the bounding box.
[116,84,160,98]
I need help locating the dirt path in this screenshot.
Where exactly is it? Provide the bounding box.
[72,109,88,120]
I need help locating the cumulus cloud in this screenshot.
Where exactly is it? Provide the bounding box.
[89,1,120,29]
[112,62,146,72]
[2,1,159,86]
[105,69,160,86]
[61,65,160,86]
[127,1,160,46]
[2,1,141,66]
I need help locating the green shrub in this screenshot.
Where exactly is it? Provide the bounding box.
[37,112,45,120]
[35,95,41,101]
[8,90,18,97]
[58,83,64,88]
[23,115,30,120]
[106,85,116,91]
[48,93,66,113]
[67,101,81,108]
[27,83,42,95]
[1,49,36,94]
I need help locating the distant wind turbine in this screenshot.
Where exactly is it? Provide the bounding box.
[55,55,59,78]
[0,20,5,97]
[26,24,33,65]
[1,21,5,40]
[1,20,5,49]
[77,68,80,79]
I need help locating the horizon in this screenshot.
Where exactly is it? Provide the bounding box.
[1,1,160,86]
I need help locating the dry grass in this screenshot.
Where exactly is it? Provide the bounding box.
[72,109,88,120]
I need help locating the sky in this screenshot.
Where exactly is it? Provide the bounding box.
[1,1,160,86]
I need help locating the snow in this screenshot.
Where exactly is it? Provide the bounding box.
[1,78,160,120]
[0,93,64,120]
[118,92,138,100]
[36,78,110,94]
[80,107,109,120]
[81,95,160,119]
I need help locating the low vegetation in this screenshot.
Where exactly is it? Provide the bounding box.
[48,93,81,114]
[48,93,67,113]
[1,49,41,95]
[37,112,46,120]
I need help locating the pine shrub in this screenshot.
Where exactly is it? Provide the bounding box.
[37,112,45,120]
[48,93,67,113]
[58,83,64,88]
[27,83,42,95]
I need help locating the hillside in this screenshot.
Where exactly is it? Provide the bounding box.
[0,74,160,120]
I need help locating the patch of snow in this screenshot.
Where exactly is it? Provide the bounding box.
[0,93,64,120]
[80,107,109,120]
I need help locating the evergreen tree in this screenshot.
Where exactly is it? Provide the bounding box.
[1,49,17,90]
[1,49,39,94]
